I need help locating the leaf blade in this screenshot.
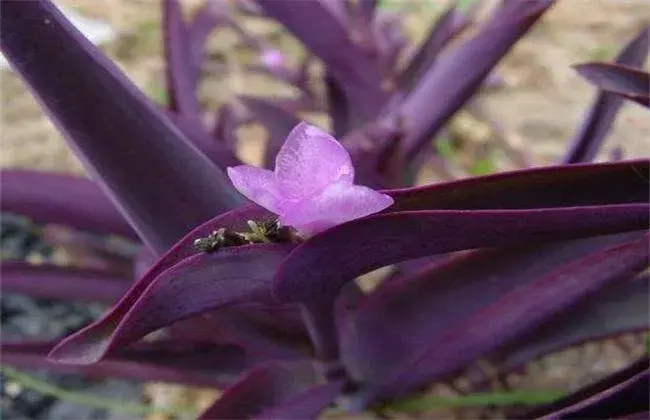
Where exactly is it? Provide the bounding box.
[46,204,282,365]
[574,62,650,108]
[3,340,255,388]
[355,234,649,403]
[49,243,293,365]
[163,0,201,118]
[198,362,341,420]
[343,232,645,386]
[562,26,649,163]
[388,159,649,211]
[1,261,130,304]
[0,170,135,239]
[396,4,472,93]
[399,0,555,160]
[494,273,650,373]
[0,0,246,254]
[254,0,389,124]
[272,161,649,309]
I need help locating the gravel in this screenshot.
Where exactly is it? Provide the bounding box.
[1,213,142,420]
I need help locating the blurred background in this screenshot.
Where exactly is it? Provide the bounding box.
[1,0,648,419]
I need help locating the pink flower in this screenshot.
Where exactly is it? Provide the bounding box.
[261,49,284,70]
[227,122,394,236]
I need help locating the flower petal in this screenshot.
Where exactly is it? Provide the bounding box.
[282,182,394,235]
[227,166,283,213]
[261,48,284,70]
[275,122,355,199]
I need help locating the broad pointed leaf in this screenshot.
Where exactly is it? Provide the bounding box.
[273,204,648,302]
[0,170,135,239]
[199,362,342,419]
[389,159,649,211]
[1,261,130,304]
[574,62,650,108]
[171,306,309,360]
[163,0,201,118]
[46,204,270,364]
[493,273,649,373]
[188,2,226,82]
[326,72,352,139]
[379,12,409,69]
[3,340,257,388]
[400,0,555,160]
[356,0,377,24]
[528,358,649,419]
[212,104,238,149]
[396,4,472,93]
[165,109,241,169]
[563,26,649,163]
[254,0,389,124]
[0,0,246,254]
[342,232,645,384]
[349,234,649,404]
[49,243,293,365]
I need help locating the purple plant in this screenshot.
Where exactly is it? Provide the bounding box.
[1,0,649,418]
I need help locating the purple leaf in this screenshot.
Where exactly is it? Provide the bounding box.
[493,273,649,373]
[389,159,649,211]
[170,306,309,360]
[344,233,645,388]
[376,11,409,71]
[212,104,239,150]
[396,4,472,93]
[295,55,314,93]
[165,108,241,169]
[1,261,130,304]
[356,0,378,24]
[163,0,201,118]
[254,0,389,124]
[239,97,302,169]
[271,202,649,374]
[49,244,294,365]
[254,380,342,419]
[563,26,649,163]
[399,0,555,160]
[46,204,270,364]
[227,122,394,236]
[528,358,649,419]
[3,340,257,388]
[0,170,135,239]
[574,62,650,108]
[340,119,407,188]
[273,161,649,302]
[0,0,246,254]
[199,362,342,419]
[618,412,650,420]
[326,72,352,138]
[347,233,649,405]
[188,1,226,78]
